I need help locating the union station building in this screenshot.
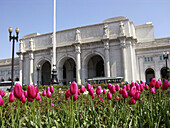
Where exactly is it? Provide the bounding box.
[0,16,170,85]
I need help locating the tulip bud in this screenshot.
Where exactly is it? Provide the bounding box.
[27,96,33,102]
[42,90,46,96]
[46,87,50,93]
[0,89,5,97]
[122,89,128,98]
[133,91,140,100]
[80,85,85,93]
[96,86,102,95]
[155,81,161,89]
[145,84,149,90]
[116,96,119,100]
[91,93,95,99]
[107,92,112,100]
[50,86,54,93]
[150,87,155,94]
[115,84,120,91]
[9,92,15,102]
[14,83,23,99]
[119,88,123,94]
[89,87,94,96]
[70,81,78,95]
[103,89,106,94]
[110,85,116,94]
[24,91,27,97]
[36,93,41,101]
[87,84,91,91]
[122,85,126,90]
[108,83,112,90]
[47,91,51,98]
[27,85,37,99]
[149,78,156,88]
[78,89,81,95]
[130,97,136,105]
[21,95,26,103]
[161,80,168,90]
[73,94,78,101]
[140,84,144,91]
[126,84,130,90]
[130,82,135,88]
[129,86,136,96]
[35,87,39,93]
[0,96,4,106]
[51,103,54,107]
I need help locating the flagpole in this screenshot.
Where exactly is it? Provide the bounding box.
[51,0,58,84]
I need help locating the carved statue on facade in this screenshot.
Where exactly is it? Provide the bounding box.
[75,29,81,43]
[103,24,109,38]
[120,21,125,36]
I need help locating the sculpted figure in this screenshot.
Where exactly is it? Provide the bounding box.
[120,22,125,36]
[104,24,109,38]
[75,29,81,42]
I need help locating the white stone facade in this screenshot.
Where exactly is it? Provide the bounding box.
[0,16,170,85]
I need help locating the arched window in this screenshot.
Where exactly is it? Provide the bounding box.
[145,68,155,83]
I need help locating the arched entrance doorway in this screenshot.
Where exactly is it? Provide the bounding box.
[145,68,155,83]
[63,58,76,85]
[161,67,170,79]
[41,61,51,85]
[88,55,104,78]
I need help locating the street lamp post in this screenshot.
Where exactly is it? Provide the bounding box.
[36,65,40,85]
[8,27,19,91]
[163,51,169,79]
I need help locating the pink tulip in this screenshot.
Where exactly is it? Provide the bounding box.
[36,93,41,101]
[108,83,112,90]
[126,84,130,90]
[161,80,168,90]
[91,93,95,99]
[130,97,136,105]
[80,113,82,117]
[107,92,112,100]
[115,84,120,91]
[51,103,54,107]
[122,89,128,98]
[0,96,4,106]
[150,87,155,94]
[116,96,119,100]
[21,95,26,103]
[73,94,78,101]
[42,90,46,96]
[24,91,27,97]
[27,85,37,99]
[145,84,149,90]
[14,83,23,99]
[119,88,123,94]
[65,89,71,97]
[141,81,145,87]
[135,82,139,87]
[0,89,5,97]
[140,84,144,91]
[110,85,116,94]
[89,87,94,96]
[80,85,85,93]
[65,94,69,100]
[50,86,54,93]
[136,84,141,91]
[27,96,33,102]
[103,89,106,94]
[133,91,140,100]
[168,81,170,87]
[130,82,135,88]
[70,81,78,95]
[98,96,104,102]
[122,85,126,90]
[129,86,136,97]
[155,81,161,89]
[47,91,51,98]
[9,92,15,102]
[96,86,102,95]
[149,78,156,88]
[78,89,81,95]
[35,87,39,93]
[87,84,91,91]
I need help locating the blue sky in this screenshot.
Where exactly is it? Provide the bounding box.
[0,0,170,59]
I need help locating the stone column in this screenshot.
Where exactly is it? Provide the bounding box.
[154,55,160,80]
[75,44,81,85]
[138,56,145,81]
[19,54,23,85]
[119,37,127,81]
[29,53,34,84]
[103,39,110,77]
[128,41,134,81]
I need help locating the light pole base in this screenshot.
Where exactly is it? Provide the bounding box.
[51,68,59,85]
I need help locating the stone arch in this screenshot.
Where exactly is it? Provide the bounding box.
[145,68,155,83]
[57,55,76,85]
[161,67,170,79]
[82,52,105,84]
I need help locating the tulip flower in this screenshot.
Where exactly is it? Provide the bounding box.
[133,91,140,100]
[150,87,155,94]
[119,88,123,94]
[27,96,33,102]
[96,86,102,95]
[130,82,135,88]
[87,84,91,91]
[115,84,120,91]
[108,83,112,90]
[155,81,161,89]
[126,84,130,90]
[140,84,144,91]
[91,93,95,99]
[122,89,128,98]
[168,81,170,87]
[122,85,126,90]
[47,91,51,98]
[110,85,116,94]
[78,89,81,95]
[27,85,37,99]
[149,78,156,88]
[21,95,26,103]
[80,85,85,93]
[50,86,54,93]
[36,93,41,101]
[65,89,71,97]
[145,84,149,90]
[35,87,39,93]
[51,103,54,107]
[14,83,23,99]
[98,96,104,102]
[141,81,145,87]
[24,91,27,97]
[9,92,15,102]
[0,89,5,97]
[0,96,4,106]
[70,81,78,95]
[80,113,82,117]
[107,92,112,100]
[136,84,141,91]
[65,93,69,100]
[130,97,136,105]
[161,80,169,90]
[89,87,94,96]
[103,89,106,94]
[129,86,136,97]
[73,94,78,101]
[42,90,46,96]
[116,96,119,100]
